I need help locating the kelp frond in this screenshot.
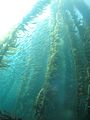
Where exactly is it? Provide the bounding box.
[0,27,18,69]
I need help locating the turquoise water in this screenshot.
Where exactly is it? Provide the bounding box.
[0,0,90,120]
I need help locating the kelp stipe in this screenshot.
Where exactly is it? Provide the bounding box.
[34,1,66,120]
[62,1,90,119]
[0,110,22,120]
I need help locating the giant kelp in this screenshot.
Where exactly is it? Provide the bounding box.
[34,1,66,120]
[0,0,90,120]
[0,27,19,69]
[62,0,90,119]
[0,25,29,69]
[0,110,22,120]
[13,15,51,120]
[0,0,51,69]
[34,0,90,120]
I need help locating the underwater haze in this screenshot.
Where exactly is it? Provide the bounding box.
[0,0,90,120]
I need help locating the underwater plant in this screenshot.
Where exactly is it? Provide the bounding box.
[62,1,90,119]
[0,0,90,120]
[0,110,22,120]
[34,0,90,120]
[34,1,66,120]
[0,28,18,69]
[0,0,51,69]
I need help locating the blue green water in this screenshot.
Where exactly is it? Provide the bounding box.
[0,0,90,120]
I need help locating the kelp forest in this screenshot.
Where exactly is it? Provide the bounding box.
[0,0,90,120]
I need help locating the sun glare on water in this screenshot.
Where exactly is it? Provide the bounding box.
[0,0,38,41]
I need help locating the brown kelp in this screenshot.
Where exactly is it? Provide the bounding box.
[34,0,66,120]
[62,0,90,119]
[0,0,51,69]
[14,19,51,120]
[0,110,22,120]
[0,0,90,120]
[0,28,18,69]
[34,0,90,120]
